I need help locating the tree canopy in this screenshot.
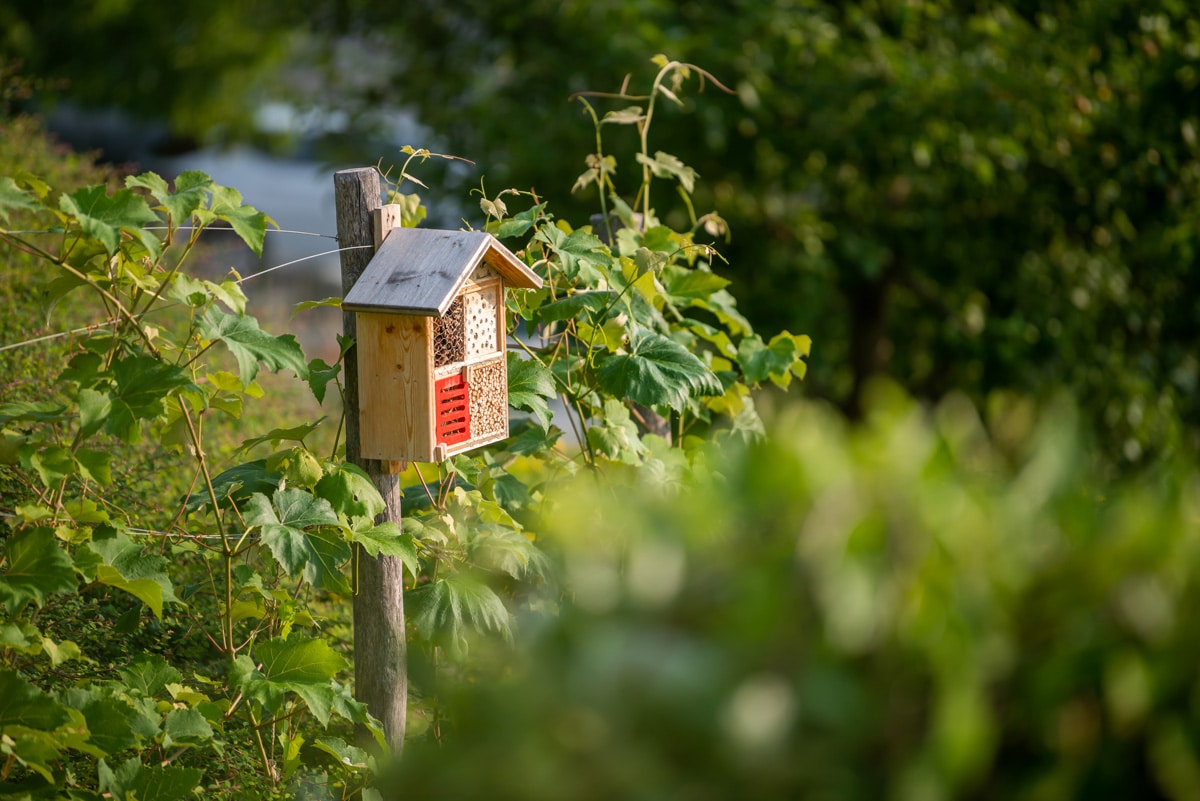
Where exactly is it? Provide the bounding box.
[5,0,1198,466]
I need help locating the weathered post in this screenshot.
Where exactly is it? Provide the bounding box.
[333,167,407,752]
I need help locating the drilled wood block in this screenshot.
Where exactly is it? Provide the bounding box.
[468,356,508,440]
[464,284,500,361]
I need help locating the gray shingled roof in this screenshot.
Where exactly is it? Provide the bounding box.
[342,228,543,316]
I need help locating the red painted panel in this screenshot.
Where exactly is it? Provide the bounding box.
[435,373,471,446]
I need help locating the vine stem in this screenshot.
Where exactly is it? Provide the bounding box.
[247,707,278,784]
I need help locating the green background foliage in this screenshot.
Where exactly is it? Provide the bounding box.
[385,390,1200,801]
[6,1,1199,465]
[3,4,1200,798]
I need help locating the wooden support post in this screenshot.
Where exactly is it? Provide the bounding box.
[334,168,407,753]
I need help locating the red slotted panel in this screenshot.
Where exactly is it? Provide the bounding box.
[435,373,471,447]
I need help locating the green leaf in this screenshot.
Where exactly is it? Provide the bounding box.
[161,708,213,749]
[206,184,271,256]
[77,388,112,439]
[2,727,63,782]
[237,419,325,454]
[268,447,324,489]
[352,522,419,577]
[257,634,348,684]
[95,566,164,619]
[507,354,556,430]
[126,170,211,224]
[311,737,372,769]
[85,530,178,617]
[293,296,343,318]
[636,151,699,193]
[534,290,617,323]
[494,202,547,239]
[100,757,202,801]
[315,463,385,519]
[198,307,308,385]
[0,669,71,730]
[694,289,753,336]
[661,264,730,303]
[185,459,280,514]
[246,489,343,583]
[40,637,85,667]
[0,621,42,654]
[602,106,646,125]
[306,358,341,405]
[103,356,191,443]
[594,329,723,411]
[473,527,548,580]
[535,224,613,280]
[119,654,182,697]
[207,277,248,316]
[0,529,76,614]
[75,448,113,485]
[59,184,159,257]
[0,401,68,424]
[407,572,512,655]
[738,331,812,387]
[587,399,648,464]
[81,697,143,755]
[302,529,352,594]
[23,445,76,487]
[0,177,39,222]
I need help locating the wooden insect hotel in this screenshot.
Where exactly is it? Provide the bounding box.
[342,217,543,464]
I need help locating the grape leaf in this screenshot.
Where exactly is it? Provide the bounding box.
[507,354,556,430]
[0,669,71,730]
[0,401,68,424]
[738,331,813,387]
[533,290,617,323]
[161,708,213,749]
[126,170,212,224]
[205,184,271,256]
[635,151,699,192]
[246,489,343,584]
[0,529,76,614]
[257,634,349,684]
[99,757,202,801]
[594,329,723,411]
[81,697,143,755]
[352,522,419,577]
[86,530,179,618]
[198,307,308,385]
[101,356,191,443]
[119,654,182,697]
[315,464,385,519]
[407,572,512,655]
[59,184,160,257]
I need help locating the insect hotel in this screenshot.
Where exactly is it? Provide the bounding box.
[342,220,543,464]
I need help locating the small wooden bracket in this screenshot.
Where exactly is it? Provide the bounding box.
[433,444,449,463]
[373,204,404,249]
[462,363,476,383]
[382,460,407,475]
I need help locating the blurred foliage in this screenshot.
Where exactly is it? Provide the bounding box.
[285,0,1200,470]
[0,2,299,145]
[384,386,1200,800]
[4,2,1197,468]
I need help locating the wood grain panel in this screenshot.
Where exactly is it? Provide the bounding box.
[357,312,435,461]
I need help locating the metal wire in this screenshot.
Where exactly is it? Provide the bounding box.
[235,245,371,283]
[0,241,372,352]
[0,510,253,542]
[4,226,340,239]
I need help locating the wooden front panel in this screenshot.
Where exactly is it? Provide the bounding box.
[357,312,435,462]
